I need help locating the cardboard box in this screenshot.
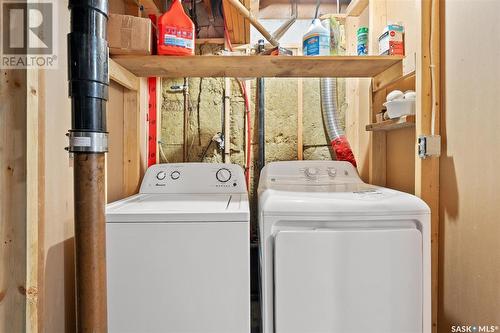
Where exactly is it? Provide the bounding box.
[108,14,152,55]
[378,24,405,56]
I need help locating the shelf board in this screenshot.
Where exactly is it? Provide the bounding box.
[111,55,404,78]
[366,115,416,132]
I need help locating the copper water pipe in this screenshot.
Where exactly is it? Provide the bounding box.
[67,0,109,331]
[73,154,107,332]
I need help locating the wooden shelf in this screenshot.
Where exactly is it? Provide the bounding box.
[366,115,416,131]
[111,55,403,78]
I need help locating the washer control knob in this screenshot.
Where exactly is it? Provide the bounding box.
[156,171,167,180]
[171,171,180,180]
[305,167,319,179]
[216,168,232,182]
[327,168,337,177]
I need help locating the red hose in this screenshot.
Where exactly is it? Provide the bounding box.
[331,136,357,167]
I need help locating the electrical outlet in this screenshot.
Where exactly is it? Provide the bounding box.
[418,135,441,158]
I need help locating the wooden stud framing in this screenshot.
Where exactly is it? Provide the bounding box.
[1,70,28,333]
[123,89,141,196]
[297,78,303,160]
[416,0,440,331]
[224,78,232,163]
[345,0,368,17]
[26,69,44,333]
[367,0,389,186]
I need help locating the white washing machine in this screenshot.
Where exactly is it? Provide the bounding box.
[258,161,431,333]
[106,163,250,333]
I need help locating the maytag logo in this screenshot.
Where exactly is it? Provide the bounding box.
[451,325,499,333]
[1,0,58,68]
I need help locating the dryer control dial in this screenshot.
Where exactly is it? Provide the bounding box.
[156,171,167,180]
[304,167,319,179]
[216,168,232,182]
[327,168,337,177]
[170,171,180,180]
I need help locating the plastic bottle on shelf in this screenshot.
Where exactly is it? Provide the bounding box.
[158,0,195,56]
[357,27,368,55]
[302,18,330,56]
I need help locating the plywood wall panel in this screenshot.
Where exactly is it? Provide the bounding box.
[386,127,415,194]
[439,0,500,329]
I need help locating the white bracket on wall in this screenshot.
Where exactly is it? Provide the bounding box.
[418,135,441,158]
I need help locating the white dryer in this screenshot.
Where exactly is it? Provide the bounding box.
[106,163,250,333]
[258,161,430,333]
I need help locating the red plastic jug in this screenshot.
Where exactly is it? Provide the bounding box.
[157,0,195,55]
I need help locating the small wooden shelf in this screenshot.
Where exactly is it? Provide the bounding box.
[111,55,403,78]
[366,115,416,131]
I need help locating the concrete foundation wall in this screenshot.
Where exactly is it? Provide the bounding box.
[160,73,346,171]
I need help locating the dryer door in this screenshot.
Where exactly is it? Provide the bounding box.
[274,228,422,333]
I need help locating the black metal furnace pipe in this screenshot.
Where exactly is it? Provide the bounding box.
[67,0,109,332]
[257,77,265,171]
[256,39,265,172]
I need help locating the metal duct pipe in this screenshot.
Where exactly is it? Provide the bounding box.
[257,40,265,171]
[257,77,265,171]
[271,0,297,41]
[67,0,109,331]
[320,78,357,167]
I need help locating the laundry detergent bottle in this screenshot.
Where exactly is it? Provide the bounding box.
[302,18,330,56]
[158,0,195,56]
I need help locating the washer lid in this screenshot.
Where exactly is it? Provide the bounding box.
[106,193,249,222]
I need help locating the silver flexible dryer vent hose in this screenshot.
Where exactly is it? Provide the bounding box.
[320,77,357,167]
[320,78,344,140]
